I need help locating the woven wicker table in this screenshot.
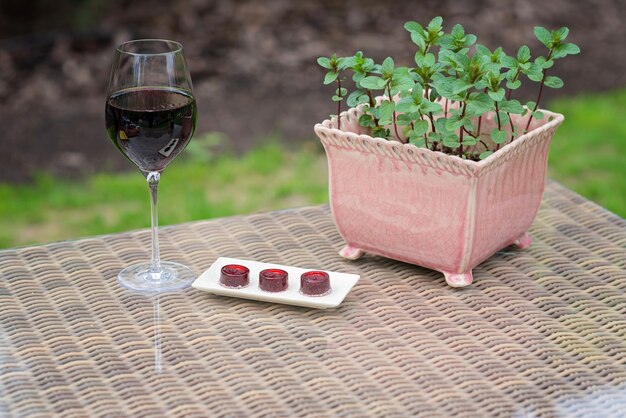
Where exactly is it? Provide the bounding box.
[1,181,625,418]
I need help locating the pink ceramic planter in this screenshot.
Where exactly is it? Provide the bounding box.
[314,104,564,287]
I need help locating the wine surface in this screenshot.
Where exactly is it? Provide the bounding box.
[105,87,196,172]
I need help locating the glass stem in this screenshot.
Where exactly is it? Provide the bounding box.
[147,171,162,274]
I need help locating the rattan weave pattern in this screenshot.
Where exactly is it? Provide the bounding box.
[1,182,625,417]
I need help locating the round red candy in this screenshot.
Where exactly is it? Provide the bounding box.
[300,271,331,296]
[259,269,288,292]
[220,264,250,288]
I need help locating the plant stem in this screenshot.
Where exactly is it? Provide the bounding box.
[425,84,437,134]
[468,138,489,157]
[366,89,375,107]
[506,69,521,100]
[458,92,471,158]
[507,115,515,143]
[474,88,488,137]
[475,116,483,138]
[495,101,502,150]
[427,113,437,149]
[337,78,342,131]
[364,88,384,133]
[387,82,402,141]
[418,111,430,149]
[461,127,476,138]
[524,49,554,133]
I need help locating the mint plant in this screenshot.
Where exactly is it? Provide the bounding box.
[318,18,579,160]
[317,54,347,130]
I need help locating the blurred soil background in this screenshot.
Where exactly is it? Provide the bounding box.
[1,0,625,181]
[0,0,625,247]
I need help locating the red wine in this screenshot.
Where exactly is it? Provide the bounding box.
[105,87,196,172]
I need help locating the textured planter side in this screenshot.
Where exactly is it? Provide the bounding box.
[314,106,564,287]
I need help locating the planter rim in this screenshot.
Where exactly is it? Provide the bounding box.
[314,105,564,177]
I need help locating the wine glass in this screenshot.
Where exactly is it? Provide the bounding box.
[105,39,197,292]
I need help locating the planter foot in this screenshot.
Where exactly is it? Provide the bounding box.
[443,271,473,287]
[514,232,532,250]
[339,245,364,260]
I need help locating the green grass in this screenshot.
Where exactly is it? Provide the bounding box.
[0,89,624,249]
[547,89,626,216]
[0,140,329,249]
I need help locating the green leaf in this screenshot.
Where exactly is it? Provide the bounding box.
[336,57,349,70]
[532,111,545,119]
[501,55,518,69]
[331,95,343,102]
[359,114,374,127]
[434,118,449,133]
[479,151,494,160]
[506,79,521,90]
[445,114,466,131]
[451,23,465,37]
[396,97,417,113]
[499,99,524,114]
[466,92,493,115]
[526,64,544,82]
[427,16,443,31]
[360,76,387,90]
[544,75,564,89]
[317,57,332,69]
[411,83,424,102]
[488,88,506,101]
[475,44,491,57]
[534,26,552,48]
[428,131,441,141]
[378,101,395,122]
[409,136,427,147]
[463,118,475,131]
[517,45,531,63]
[410,32,427,51]
[443,134,460,149]
[535,57,554,69]
[491,129,508,144]
[324,72,338,85]
[463,137,478,146]
[372,126,390,139]
[413,120,429,136]
[381,57,395,76]
[336,87,348,96]
[396,113,414,126]
[420,101,442,114]
[553,27,569,41]
[423,53,436,67]
[552,42,580,59]
[404,21,424,34]
[390,70,415,93]
[347,90,369,107]
[342,56,357,69]
[452,79,473,95]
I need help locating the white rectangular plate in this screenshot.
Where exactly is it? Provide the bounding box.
[192,257,360,309]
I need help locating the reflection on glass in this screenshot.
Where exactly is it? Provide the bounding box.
[153,294,162,373]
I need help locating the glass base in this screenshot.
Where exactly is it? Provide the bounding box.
[118,261,195,292]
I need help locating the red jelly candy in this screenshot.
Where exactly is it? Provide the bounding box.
[259,269,288,292]
[300,271,331,296]
[220,264,250,288]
